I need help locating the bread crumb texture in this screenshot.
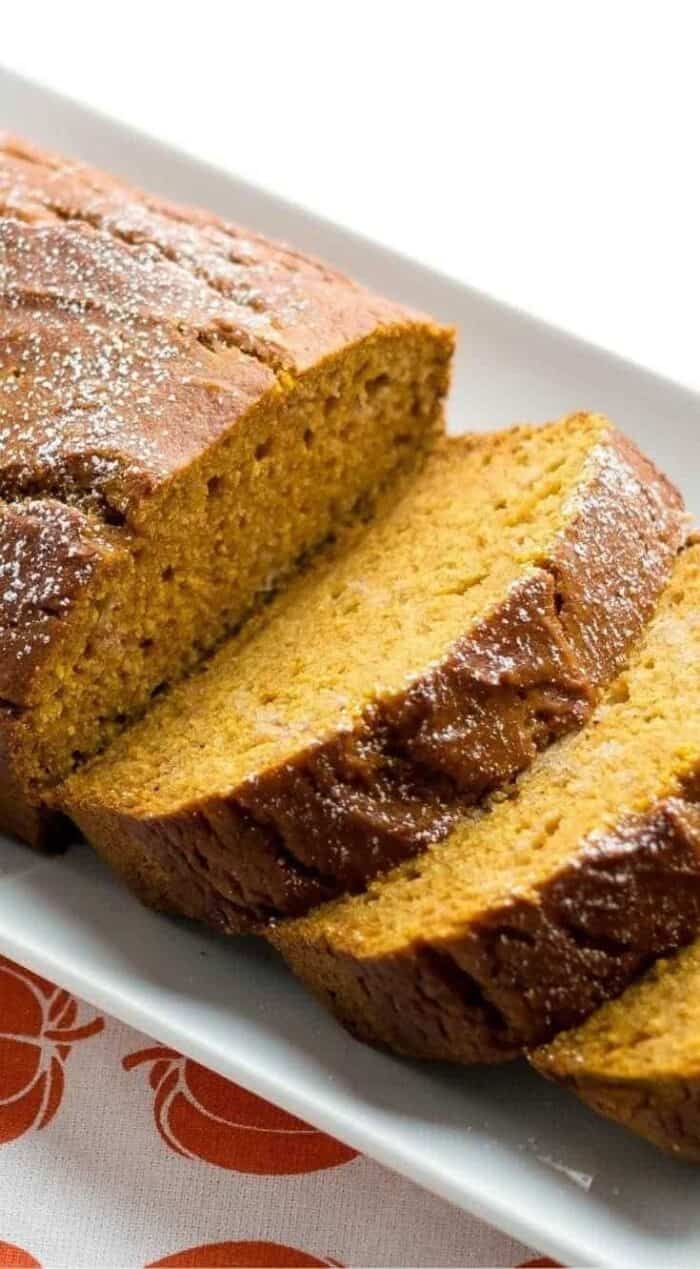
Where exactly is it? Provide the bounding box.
[271,545,700,1064]
[0,134,452,843]
[63,414,684,928]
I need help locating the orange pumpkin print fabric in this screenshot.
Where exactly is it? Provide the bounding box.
[0,955,547,1265]
[148,1241,341,1267]
[517,1260,564,1268]
[0,1243,40,1268]
[124,1045,357,1174]
[0,957,103,1146]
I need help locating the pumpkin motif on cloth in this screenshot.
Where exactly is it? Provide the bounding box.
[0,957,103,1146]
[124,1045,357,1174]
[148,1241,341,1267]
[517,1259,564,1267]
[0,1243,41,1268]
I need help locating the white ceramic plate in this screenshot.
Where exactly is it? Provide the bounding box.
[1,66,699,1269]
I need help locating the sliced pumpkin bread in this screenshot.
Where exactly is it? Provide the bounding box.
[532,937,700,1160]
[61,414,683,929]
[0,134,452,847]
[270,544,700,1062]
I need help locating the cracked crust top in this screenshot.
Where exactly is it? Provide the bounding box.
[0,134,425,523]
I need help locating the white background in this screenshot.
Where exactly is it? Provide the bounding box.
[2,1,699,392]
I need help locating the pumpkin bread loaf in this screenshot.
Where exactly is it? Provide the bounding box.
[62,414,683,929]
[270,544,700,1062]
[0,134,453,846]
[532,933,700,1160]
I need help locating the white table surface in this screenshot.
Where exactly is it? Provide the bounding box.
[2,2,698,393]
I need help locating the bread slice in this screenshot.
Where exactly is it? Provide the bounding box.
[532,937,700,1160]
[270,543,700,1062]
[0,135,452,846]
[61,414,683,930]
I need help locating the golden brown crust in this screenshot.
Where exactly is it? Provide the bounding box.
[530,881,700,1160]
[530,1068,700,1161]
[0,710,51,844]
[271,784,700,1063]
[0,135,448,845]
[0,499,117,706]
[0,132,428,526]
[67,427,686,928]
[71,565,593,925]
[0,132,417,375]
[0,498,118,842]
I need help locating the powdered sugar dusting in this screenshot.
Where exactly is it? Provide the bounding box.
[0,213,281,517]
[0,498,102,681]
[0,139,314,353]
[0,137,405,525]
[553,434,685,681]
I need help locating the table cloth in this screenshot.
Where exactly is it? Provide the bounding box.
[0,956,558,1268]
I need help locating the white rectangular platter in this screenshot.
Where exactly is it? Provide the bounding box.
[1,65,699,1269]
